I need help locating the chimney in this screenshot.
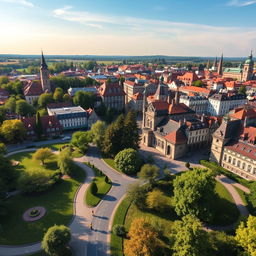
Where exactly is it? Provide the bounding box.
[175,90,180,104]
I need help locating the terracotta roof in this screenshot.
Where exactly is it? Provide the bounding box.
[23,80,43,96]
[179,85,210,95]
[230,108,256,120]
[47,102,73,109]
[165,129,187,144]
[177,72,199,82]
[226,141,256,160]
[241,127,256,143]
[151,100,170,111]
[168,103,194,115]
[98,82,125,97]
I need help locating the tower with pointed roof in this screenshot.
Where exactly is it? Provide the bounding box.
[242,51,254,82]
[211,57,218,71]
[40,51,51,92]
[217,54,223,76]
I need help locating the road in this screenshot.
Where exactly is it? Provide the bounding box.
[84,146,135,256]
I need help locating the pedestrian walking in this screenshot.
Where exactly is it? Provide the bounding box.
[90,222,93,230]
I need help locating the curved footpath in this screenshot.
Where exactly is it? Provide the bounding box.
[0,145,250,256]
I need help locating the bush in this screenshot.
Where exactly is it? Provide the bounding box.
[42,225,71,256]
[104,175,109,183]
[51,171,62,183]
[114,148,143,175]
[185,162,190,169]
[18,170,55,194]
[112,224,126,237]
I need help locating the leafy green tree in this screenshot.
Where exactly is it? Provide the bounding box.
[0,76,9,85]
[0,119,26,143]
[38,93,54,108]
[235,215,256,256]
[112,224,126,237]
[238,85,246,95]
[90,120,106,149]
[122,110,140,150]
[0,106,6,124]
[71,131,91,153]
[15,100,35,117]
[58,148,73,176]
[146,189,168,212]
[0,143,6,155]
[102,114,124,157]
[53,87,64,102]
[35,111,43,138]
[32,148,54,165]
[138,164,160,186]
[42,225,71,256]
[73,91,96,110]
[171,215,208,256]
[0,155,16,192]
[192,80,205,87]
[248,183,256,208]
[126,183,147,210]
[173,168,216,222]
[114,148,142,175]
[4,96,16,113]
[63,93,72,102]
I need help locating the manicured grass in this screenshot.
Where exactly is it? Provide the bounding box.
[0,152,86,245]
[103,158,121,173]
[110,197,131,256]
[211,182,240,226]
[234,186,248,206]
[84,164,112,207]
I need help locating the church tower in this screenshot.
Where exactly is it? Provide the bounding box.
[40,51,51,92]
[217,54,223,76]
[242,51,254,82]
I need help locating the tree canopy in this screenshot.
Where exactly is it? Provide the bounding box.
[138,164,160,185]
[90,120,106,149]
[38,93,54,108]
[32,148,54,165]
[73,91,96,110]
[71,131,91,153]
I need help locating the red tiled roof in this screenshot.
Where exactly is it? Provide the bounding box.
[168,103,193,115]
[23,80,43,96]
[241,127,256,143]
[98,82,125,97]
[165,129,187,144]
[179,86,210,95]
[226,141,256,160]
[151,100,170,111]
[230,106,256,120]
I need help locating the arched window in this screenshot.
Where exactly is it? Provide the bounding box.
[228,156,232,163]
[232,158,236,165]
[224,154,227,161]
[237,160,241,168]
[248,165,252,172]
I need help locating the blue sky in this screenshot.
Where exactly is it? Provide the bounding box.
[0,0,256,56]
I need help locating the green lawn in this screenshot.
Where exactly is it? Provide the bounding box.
[110,197,131,256]
[211,182,240,226]
[84,164,112,207]
[103,158,121,173]
[0,152,86,245]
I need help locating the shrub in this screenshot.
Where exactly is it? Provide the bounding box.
[126,183,147,210]
[104,175,109,183]
[51,171,62,183]
[18,170,55,194]
[42,225,71,255]
[146,189,169,212]
[112,224,126,237]
[32,148,54,165]
[114,148,143,175]
[185,162,190,169]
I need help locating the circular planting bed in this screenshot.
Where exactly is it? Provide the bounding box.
[23,207,46,222]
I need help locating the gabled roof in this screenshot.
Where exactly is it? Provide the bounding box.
[230,105,256,120]
[23,80,43,96]
[165,129,187,144]
[98,82,125,97]
[168,103,194,115]
[151,100,170,111]
[179,86,210,95]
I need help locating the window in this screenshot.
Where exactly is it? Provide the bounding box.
[248,165,252,172]
[232,158,236,165]
[228,156,232,163]
[237,160,241,168]
[242,162,246,170]
[224,154,227,161]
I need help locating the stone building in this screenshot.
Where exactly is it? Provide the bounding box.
[179,95,209,115]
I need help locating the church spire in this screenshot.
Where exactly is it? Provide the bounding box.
[217,53,223,76]
[41,51,48,70]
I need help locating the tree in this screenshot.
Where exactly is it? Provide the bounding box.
[238,85,246,95]
[90,120,106,149]
[38,93,54,108]
[0,143,6,155]
[171,215,208,256]
[0,155,16,193]
[58,148,73,176]
[0,76,9,85]
[102,114,124,157]
[0,106,6,124]
[185,162,190,169]
[138,164,160,186]
[192,80,205,87]
[235,215,256,256]
[126,183,147,210]
[173,168,216,222]
[114,148,143,175]
[71,131,91,153]
[32,148,54,165]
[15,100,35,117]
[35,111,43,138]
[63,93,72,102]
[122,110,140,150]
[73,91,96,110]
[4,96,16,113]
[53,87,64,102]
[0,119,26,143]
[146,189,168,212]
[112,224,126,237]
[42,225,71,256]
[124,217,161,256]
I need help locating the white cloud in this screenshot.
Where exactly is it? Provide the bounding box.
[227,0,256,6]
[0,0,34,7]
